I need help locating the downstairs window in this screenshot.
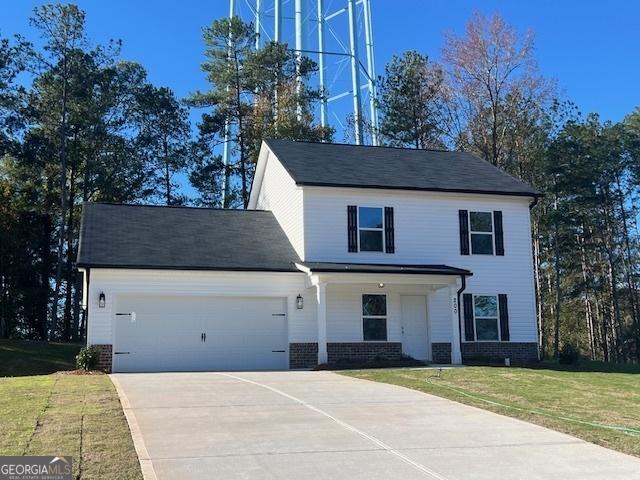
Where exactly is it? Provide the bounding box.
[362,294,387,341]
[474,295,500,341]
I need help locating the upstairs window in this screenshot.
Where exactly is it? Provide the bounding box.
[469,211,494,255]
[359,207,384,252]
[362,294,387,341]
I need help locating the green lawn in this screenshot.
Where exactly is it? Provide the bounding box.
[0,340,82,377]
[341,362,640,458]
[0,340,142,479]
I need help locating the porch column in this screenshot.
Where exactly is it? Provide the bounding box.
[316,282,328,364]
[449,284,462,364]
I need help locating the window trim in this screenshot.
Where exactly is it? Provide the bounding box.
[468,211,495,255]
[361,292,388,342]
[472,293,501,342]
[357,206,385,253]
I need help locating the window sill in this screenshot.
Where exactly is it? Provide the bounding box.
[462,340,507,343]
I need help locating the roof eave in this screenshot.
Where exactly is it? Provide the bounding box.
[296,182,542,198]
[76,263,301,273]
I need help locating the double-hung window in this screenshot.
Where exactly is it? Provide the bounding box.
[358,207,384,252]
[362,294,387,341]
[469,211,494,255]
[473,295,500,341]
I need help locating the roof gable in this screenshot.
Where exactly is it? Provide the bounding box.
[264,139,540,197]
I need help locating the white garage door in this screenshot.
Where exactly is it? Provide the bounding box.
[112,295,288,372]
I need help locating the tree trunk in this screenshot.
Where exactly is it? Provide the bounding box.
[50,49,70,340]
[615,174,640,361]
[602,191,626,362]
[578,230,596,360]
[163,135,171,205]
[233,49,249,208]
[532,215,544,357]
[63,163,77,341]
[553,197,561,358]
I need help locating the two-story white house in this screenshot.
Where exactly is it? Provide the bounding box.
[77,140,541,372]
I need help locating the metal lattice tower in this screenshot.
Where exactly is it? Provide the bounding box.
[228,0,379,146]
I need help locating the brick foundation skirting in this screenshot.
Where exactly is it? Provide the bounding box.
[462,342,539,363]
[289,343,319,369]
[431,343,452,364]
[92,344,113,372]
[327,342,402,364]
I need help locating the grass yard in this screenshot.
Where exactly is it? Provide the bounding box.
[341,362,640,458]
[0,340,81,377]
[0,340,142,479]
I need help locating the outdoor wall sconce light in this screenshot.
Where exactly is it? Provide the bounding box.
[378,283,385,288]
[98,292,106,308]
[296,294,304,309]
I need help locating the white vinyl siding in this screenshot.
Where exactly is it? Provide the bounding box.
[324,284,455,345]
[428,287,456,342]
[303,187,537,343]
[254,149,305,259]
[86,269,317,346]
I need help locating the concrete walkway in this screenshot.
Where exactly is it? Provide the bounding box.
[111,371,640,480]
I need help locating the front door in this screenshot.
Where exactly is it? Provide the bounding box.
[400,295,429,361]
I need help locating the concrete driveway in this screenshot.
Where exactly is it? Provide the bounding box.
[111,371,640,480]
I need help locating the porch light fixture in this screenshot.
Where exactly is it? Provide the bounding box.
[378,283,385,288]
[296,294,304,309]
[98,292,106,308]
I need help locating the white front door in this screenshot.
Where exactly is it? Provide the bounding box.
[400,295,429,361]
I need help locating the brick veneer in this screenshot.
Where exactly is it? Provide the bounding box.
[327,342,402,364]
[289,343,319,369]
[461,342,539,363]
[92,344,113,372]
[431,343,452,364]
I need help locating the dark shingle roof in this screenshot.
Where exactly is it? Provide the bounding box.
[265,139,540,197]
[299,262,471,276]
[77,203,300,271]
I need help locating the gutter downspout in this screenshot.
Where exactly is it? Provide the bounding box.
[456,273,467,362]
[83,267,90,345]
[529,195,541,360]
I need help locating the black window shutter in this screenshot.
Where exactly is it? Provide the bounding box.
[347,205,358,252]
[463,293,474,341]
[499,294,510,341]
[494,211,504,256]
[459,210,470,255]
[384,207,395,253]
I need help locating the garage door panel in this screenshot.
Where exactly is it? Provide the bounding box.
[113,295,287,372]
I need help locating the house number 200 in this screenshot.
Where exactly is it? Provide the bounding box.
[452,297,458,315]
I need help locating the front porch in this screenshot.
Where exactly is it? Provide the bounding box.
[294,262,471,368]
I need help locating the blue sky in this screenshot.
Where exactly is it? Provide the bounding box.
[3,0,639,125]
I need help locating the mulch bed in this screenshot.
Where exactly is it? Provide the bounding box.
[55,369,106,375]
